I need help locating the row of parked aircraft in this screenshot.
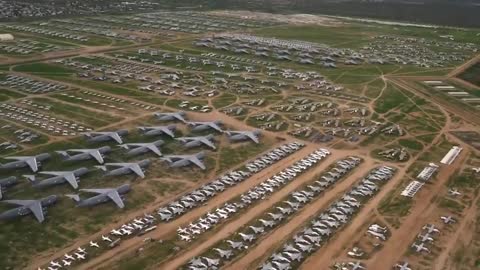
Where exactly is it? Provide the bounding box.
[260,166,396,270]
[179,148,331,243]
[411,215,456,254]
[40,142,305,268]
[185,157,362,269]
[158,142,305,222]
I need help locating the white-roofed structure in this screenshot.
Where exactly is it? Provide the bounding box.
[0,34,14,41]
[440,146,463,165]
[401,181,424,197]
[417,163,439,181]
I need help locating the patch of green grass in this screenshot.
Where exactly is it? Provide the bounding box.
[374,84,408,114]
[398,138,424,151]
[212,93,237,109]
[438,197,464,212]
[31,97,123,127]
[13,63,76,74]
[378,190,413,217]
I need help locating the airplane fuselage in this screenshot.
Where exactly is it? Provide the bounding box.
[0,195,57,221]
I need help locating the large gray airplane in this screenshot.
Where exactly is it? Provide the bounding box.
[154,111,187,123]
[0,195,58,223]
[24,167,89,189]
[187,121,223,132]
[161,152,206,170]
[56,146,111,164]
[83,129,129,144]
[96,159,151,178]
[0,153,50,172]
[176,134,216,150]
[139,125,176,138]
[119,140,164,157]
[66,184,130,209]
[226,130,261,144]
[0,176,18,200]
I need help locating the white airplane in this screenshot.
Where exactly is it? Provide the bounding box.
[348,261,365,270]
[448,188,461,196]
[417,233,434,242]
[134,218,145,225]
[423,224,440,234]
[441,216,456,224]
[180,235,191,242]
[111,229,123,236]
[77,247,86,253]
[102,235,112,242]
[90,241,100,248]
[412,242,430,253]
[64,253,75,261]
[62,260,71,267]
[75,252,86,260]
[395,262,411,270]
[50,261,61,268]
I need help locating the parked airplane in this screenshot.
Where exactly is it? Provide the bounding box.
[0,195,57,223]
[176,135,216,150]
[119,140,164,156]
[187,121,223,132]
[66,184,130,209]
[448,188,461,196]
[90,241,100,248]
[0,153,50,172]
[154,111,187,123]
[348,261,365,270]
[395,262,412,270]
[83,129,128,144]
[96,160,151,178]
[441,215,456,224]
[417,233,434,242]
[214,248,233,259]
[56,146,111,164]
[24,167,89,189]
[226,130,261,144]
[139,125,176,138]
[102,235,112,242]
[162,152,206,170]
[423,224,440,234]
[412,242,430,253]
[0,176,18,200]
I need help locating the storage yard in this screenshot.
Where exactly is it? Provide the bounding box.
[0,9,479,270]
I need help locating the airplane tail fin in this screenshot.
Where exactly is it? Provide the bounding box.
[23,175,36,183]
[65,194,80,203]
[56,151,70,159]
[95,165,107,172]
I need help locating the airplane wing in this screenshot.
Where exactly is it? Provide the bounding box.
[81,188,111,194]
[89,150,104,164]
[246,133,260,143]
[39,171,64,176]
[146,144,162,156]
[200,138,216,149]
[189,157,206,170]
[210,123,223,132]
[25,157,39,172]
[5,157,38,172]
[129,164,145,178]
[161,128,175,138]
[64,173,79,189]
[107,191,125,208]
[28,201,45,223]
[108,133,123,144]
